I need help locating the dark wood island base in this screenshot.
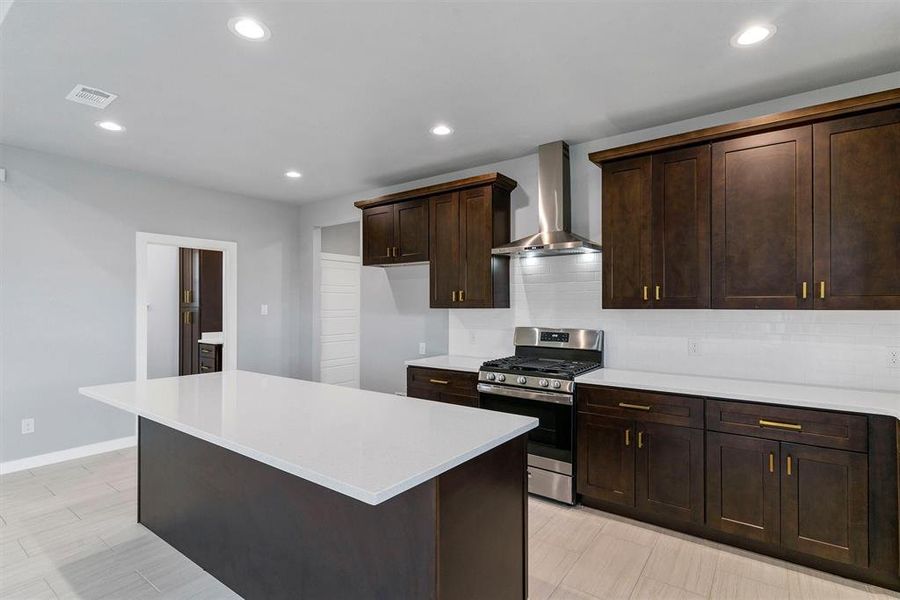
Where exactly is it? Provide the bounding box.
[138,418,528,600]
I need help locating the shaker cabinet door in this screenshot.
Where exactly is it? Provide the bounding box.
[394,199,429,263]
[813,108,900,309]
[711,127,813,309]
[635,422,704,524]
[429,193,461,308]
[602,157,653,308]
[651,145,710,308]
[362,205,395,265]
[577,413,635,507]
[458,186,494,308]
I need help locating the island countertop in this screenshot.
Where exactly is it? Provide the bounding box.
[79,370,537,505]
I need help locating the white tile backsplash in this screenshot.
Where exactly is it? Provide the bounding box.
[449,254,900,392]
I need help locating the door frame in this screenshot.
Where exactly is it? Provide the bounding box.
[136,232,237,381]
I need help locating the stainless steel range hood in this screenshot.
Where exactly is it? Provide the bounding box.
[492,141,602,257]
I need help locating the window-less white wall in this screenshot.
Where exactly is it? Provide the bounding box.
[146,244,179,379]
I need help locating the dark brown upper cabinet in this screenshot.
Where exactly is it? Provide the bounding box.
[355,173,516,308]
[430,185,511,308]
[813,108,900,309]
[711,126,813,309]
[594,88,900,311]
[651,145,711,308]
[601,147,710,309]
[601,157,652,308]
[361,199,428,265]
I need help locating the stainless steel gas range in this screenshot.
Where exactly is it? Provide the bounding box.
[477,327,604,504]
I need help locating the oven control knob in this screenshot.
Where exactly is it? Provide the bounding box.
[551,380,562,389]
[517,376,527,385]
[496,374,506,382]
[539,379,549,387]
[486,372,496,381]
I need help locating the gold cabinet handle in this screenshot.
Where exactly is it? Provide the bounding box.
[429,378,449,385]
[655,285,660,301]
[769,452,775,473]
[452,291,457,302]
[459,290,465,302]
[759,419,802,431]
[393,247,399,257]
[618,402,651,411]
[182,310,192,325]
[200,348,211,354]
[642,286,649,301]
[625,428,631,446]
[786,455,792,476]
[183,289,193,303]
[801,281,808,299]
[819,281,825,299]
[637,431,644,449]
[387,246,391,258]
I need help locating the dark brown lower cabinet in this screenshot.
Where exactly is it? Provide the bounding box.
[781,442,868,567]
[577,414,634,506]
[406,367,478,408]
[577,414,703,525]
[636,421,704,524]
[706,432,781,544]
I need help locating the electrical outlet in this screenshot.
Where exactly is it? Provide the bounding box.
[888,349,899,369]
[260,304,268,316]
[21,418,34,435]
[687,339,701,356]
[418,342,426,355]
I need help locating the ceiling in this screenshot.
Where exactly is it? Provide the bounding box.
[2,1,899,204]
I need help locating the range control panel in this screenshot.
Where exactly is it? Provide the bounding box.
[539,331,570,343]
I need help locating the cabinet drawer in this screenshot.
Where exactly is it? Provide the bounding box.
[577,385,703,428]
[706,399,867,452]
[198,344,219,357]
[407,367,477,397]
[199,356,218,373]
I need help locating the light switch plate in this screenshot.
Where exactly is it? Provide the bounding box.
[260,304,268,316]
[21,418,34,435]
[418,342,426,355]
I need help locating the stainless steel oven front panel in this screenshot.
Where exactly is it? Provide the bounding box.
[527,466,574,504]
[476,383,573,405]
[528,453,572,476]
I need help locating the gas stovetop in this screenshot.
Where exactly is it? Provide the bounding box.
[480,356,602,379]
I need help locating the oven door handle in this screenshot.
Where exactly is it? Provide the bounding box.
[477,383,573,406]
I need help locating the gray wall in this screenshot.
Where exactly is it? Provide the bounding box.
[321,221,360,256]
[146,243,179,379]
[0,144,304,462]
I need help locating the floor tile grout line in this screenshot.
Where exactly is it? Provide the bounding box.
[136,569,162,593]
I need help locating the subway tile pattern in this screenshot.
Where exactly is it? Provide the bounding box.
[449,254,900,392]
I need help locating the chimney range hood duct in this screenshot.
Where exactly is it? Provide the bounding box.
[492,141,602,257]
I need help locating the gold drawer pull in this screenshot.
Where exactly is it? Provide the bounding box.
[655,285,660,301]
[625,428,631,446]
[201,348,211,354]
[459,290,465,302]
[429,378,449,385]
[769,451,775,473]
[759,419,802,431]
[819,281,826,299]
[618,402,651,411]
[642,286,649,301]
[801,281,808,299]
[637,431,644,448]
[452,291,457,302]
[786,455,793,476]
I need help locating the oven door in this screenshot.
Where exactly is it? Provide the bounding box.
[476,383,573,470]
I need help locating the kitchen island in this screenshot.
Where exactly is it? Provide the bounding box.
[79,370,537,600]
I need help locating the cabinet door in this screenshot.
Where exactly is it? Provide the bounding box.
[711,127,813,309]
[430,193,461,308]
[458,187,494,307]
[635,422,704,524]
[602,157,652,308]
[651,146,711,308]
[179,248,200,375]
[361,205,395,265]
[707,432,780,544]
[576,413,634,506]
[393,199,429,264]
[813,108,900,309]
[781,443,868,566]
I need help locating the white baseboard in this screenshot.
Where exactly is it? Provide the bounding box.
[0,436,137,475]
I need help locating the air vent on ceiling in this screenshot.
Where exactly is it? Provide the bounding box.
[65,84,118,109]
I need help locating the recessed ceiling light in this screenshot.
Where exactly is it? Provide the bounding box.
[284,170,302,179]
[430,124,453,136]
[228,17,271,41]
[731,24,776,47]
[95,120,125,132]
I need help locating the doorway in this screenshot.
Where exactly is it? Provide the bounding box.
[136,233,237,381]
[316,222,361,387]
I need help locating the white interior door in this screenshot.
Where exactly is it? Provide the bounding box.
[319,253,360,387]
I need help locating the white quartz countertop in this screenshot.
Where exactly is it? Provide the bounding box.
[79,370,537,505]
[576,369,900,419]
[405,355,491,373]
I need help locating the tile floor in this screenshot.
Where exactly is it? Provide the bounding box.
[1,449,898,599]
